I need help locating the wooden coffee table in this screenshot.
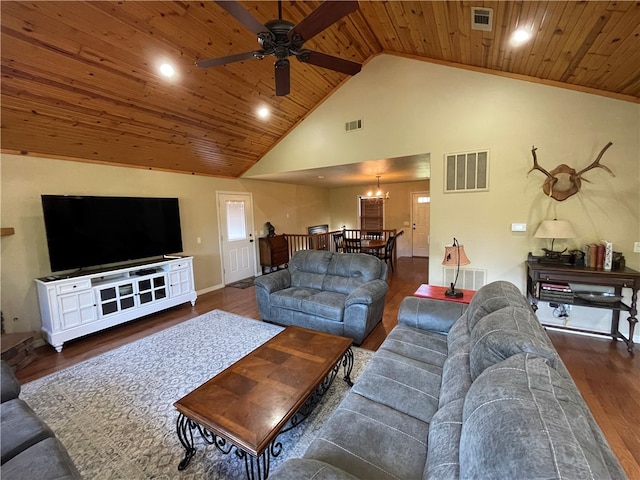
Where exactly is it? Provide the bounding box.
[173,326,353,480]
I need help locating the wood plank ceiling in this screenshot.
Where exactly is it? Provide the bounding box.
[1,1,639,178]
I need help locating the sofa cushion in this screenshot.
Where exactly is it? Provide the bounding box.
[352,349,442,424]
[469,305,559,380]
[270,458,360,480]
[424,398,464,480]
[304,392,429,480]
[323,253,384,294]
[1,398,54,463]
[447,313,470,356]
[270,288,346,321]
[0,436,81,480]
[460,353,615,480]
[438,351,471,407]
[289,250,333,289]
[380,324,448,365]
[465,281,529,331]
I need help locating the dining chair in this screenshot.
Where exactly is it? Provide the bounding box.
[378,230,403,272]
[344,238,362,253]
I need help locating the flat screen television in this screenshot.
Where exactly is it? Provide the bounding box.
[41,195,183,272]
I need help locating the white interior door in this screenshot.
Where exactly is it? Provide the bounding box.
[412,192,430,257]
[218,192,256,284]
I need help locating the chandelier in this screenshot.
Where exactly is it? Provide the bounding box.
[366,176,390,202]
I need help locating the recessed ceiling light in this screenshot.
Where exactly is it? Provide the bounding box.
[318,175,325,179]
[159,63,175,77]
[510,28,532,46]
[257,107,270,119]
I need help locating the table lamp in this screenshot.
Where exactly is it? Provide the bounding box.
[534,219,576,262]
[442,238,471,298]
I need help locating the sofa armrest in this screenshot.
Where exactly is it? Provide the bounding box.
[253,269,291,293]
[345,279,389,307]
[1,360,21,403]
[398,296,467,333]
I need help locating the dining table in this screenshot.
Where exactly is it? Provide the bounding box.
[360,238,386,255]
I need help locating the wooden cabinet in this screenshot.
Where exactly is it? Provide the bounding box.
[259,236,289,273]
[35,256,197,352]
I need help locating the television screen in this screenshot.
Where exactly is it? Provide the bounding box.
[41,195,183,272]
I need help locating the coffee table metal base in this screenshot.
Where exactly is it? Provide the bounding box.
[176,348,353,480]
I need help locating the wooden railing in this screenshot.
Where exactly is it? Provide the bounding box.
[283,229,399,259]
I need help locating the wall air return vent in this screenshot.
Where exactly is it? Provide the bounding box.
[345,118,363,133]
[471,7,493,32]
[444,267,487,291]
[444,149,490,193]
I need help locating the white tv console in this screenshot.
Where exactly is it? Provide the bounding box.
[35,256,197,352]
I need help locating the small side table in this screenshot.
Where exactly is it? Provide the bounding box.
[414,284,476,304]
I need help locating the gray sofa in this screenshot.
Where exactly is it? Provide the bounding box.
[270,280,628,480]
[1,361,81,479]
[254,250,389,345]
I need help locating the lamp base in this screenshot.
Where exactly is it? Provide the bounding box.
[540,248,567,263]
[444,288,464,298]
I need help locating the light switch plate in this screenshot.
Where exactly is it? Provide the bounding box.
[634,242,640,253]
[511,223,527,232]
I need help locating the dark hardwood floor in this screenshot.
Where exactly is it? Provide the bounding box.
[13,256,639,478]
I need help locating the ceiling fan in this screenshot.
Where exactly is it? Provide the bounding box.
[196,0,362,96]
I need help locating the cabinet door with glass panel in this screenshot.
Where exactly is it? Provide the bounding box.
[96,274,168,317]
[137,274,167,305]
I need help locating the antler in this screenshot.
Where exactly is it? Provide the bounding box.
[575,141,614,183]
[528,145,554,179]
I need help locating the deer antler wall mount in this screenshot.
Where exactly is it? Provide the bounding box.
[528,142,614,201]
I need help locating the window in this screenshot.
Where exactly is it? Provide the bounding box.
[359,197,384,230]
[225,200,247,241]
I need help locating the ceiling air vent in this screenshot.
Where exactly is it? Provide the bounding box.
[471,7,493,32]
[345,118,363,133]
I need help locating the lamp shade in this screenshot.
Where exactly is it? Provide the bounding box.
[534,219,576,239]
[442,244,471,266]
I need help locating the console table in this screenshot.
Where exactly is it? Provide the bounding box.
[35,256,197,352]
[526,259,640,354]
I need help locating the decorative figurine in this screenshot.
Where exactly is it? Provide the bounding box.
[266,222,276,237]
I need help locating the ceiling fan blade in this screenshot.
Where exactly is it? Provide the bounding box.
[289,1,359,43]
[297,50,361,76]
[195,51,262,68]
[274,59,290,96]
[214,0,267,36]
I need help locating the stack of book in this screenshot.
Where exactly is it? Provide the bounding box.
[583,241,613,271]
[538,282,574,303]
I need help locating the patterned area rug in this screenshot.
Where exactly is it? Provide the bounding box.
[21,310,373,479]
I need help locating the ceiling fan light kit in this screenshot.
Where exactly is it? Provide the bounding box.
[196,0,362,96]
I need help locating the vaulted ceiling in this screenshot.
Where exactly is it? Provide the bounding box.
[1,1,639,181]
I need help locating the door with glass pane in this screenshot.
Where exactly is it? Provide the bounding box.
[218,193,256,284]
[412,192,430,257]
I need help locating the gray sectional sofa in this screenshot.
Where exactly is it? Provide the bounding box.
[254,250,389,345]
[270,281,628,480]
[1,360,81,479]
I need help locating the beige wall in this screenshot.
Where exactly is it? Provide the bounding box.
[0,154,330,334]
[251,54,640,283]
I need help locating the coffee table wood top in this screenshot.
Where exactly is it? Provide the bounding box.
[174,326,352,457]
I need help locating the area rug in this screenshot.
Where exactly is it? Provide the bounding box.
[227,277,255,289]
[20,310,373,479]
